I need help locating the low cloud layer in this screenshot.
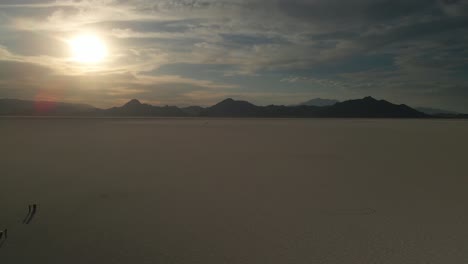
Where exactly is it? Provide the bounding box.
[0,0,467,111]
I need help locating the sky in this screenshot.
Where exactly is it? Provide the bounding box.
[0,0,467,111]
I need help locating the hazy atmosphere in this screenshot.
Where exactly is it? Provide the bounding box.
[1,1,468,263]
[0,0,468,111]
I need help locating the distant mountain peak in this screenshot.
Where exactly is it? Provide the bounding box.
[204,98,260,117]
[220,98,235,103]
[363,96,377,101]
[124,99,142,107]
[215,98,254,106]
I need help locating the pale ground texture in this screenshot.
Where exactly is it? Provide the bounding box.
[1,118,468,264]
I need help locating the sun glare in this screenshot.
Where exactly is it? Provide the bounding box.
[69,35,108,64]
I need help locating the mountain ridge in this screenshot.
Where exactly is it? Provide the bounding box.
[200,96,427,118]
[1,97,465,118]
[295,98,340,107]
[415,107,460,116]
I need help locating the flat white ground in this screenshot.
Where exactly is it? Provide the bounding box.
[1,118,468,263]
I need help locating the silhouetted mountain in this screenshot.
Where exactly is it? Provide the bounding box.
[0,98,95,116]
[415,107,460,116]
[99,99,187,116]
[124,99,143,108]
[181,106,205,117]
[202,97,427,118]
[201,98,263,117]
[0,97,460,118]
[321,97,427,118]
[426,112,468,118]
[297,98,339,107]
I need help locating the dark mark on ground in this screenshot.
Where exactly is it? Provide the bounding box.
[24,204,38,224]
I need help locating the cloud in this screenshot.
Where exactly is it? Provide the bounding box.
[0,0,467,111]
[1,31,69,57]
[0,58,239,107]
[439,0,468,16]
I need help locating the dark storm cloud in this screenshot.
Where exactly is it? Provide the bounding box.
[439,0,468,16]
[328,15,468,60]
[278,0,436,24]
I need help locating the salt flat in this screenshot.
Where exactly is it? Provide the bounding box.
[1,118,468,263]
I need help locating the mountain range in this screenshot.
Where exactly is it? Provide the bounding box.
[414,107,461,116]
[0,97,466,118]
[201,97,427,118]
[295,98,340,107]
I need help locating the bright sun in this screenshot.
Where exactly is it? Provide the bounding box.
[69,35,108,64]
